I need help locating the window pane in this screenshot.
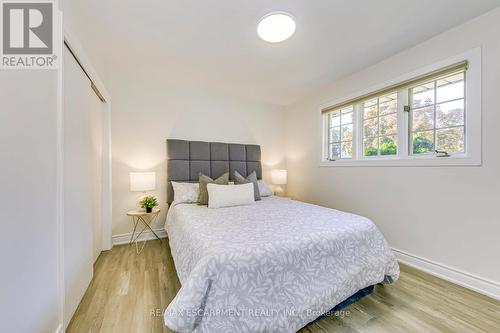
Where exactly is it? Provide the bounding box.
[341,124,353,141]
[363,99,378,119]
[329,126,340,143]
[380,136,397,156]
[330,143,340,159]
[364,117,378,138]
[329,112,340,127]
[364,137,378,156]
[379,93,397,115]
[436,127,464,153]
[436,100,464,128]
[379,114,397,136]
[341,112,353,124]
[341,141,352,158]
[412,107,434,131]
[437,72,464,103]
[412,82,434,108]
[341,106,354,114]
[379,93,397,105]
[413,131,434,154]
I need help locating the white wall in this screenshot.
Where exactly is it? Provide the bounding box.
[63,47,103,328]
[285,7,500,294]
[110,70,287,236]
[61,0,109,88]
[0,71,60,332]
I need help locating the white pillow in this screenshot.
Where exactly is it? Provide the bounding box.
[257,180,273,197]
[171,182,199,204]
[207,183,255,209]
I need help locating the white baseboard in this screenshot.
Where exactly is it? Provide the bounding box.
[393,247,500,301]
[112,228,168,246]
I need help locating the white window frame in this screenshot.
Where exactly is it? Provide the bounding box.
[325,106,355,160]
[319,48,481,167]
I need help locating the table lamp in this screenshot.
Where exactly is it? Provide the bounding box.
[271,169,287,196]
[130,172,157,212]
[130,172,156,193]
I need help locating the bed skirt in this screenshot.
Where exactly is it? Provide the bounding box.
[304,285,375,328]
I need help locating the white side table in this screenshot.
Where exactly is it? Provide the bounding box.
[127,208,161,254]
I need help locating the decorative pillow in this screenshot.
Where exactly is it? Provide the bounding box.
[198,172,229,205]
[257,180,273,197]
[207,183,255,209]
[233,171,261,201]
[171,182,199,204]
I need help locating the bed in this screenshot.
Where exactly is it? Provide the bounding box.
[164,139,399,333]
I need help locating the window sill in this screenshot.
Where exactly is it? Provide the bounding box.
[319,155,481,167]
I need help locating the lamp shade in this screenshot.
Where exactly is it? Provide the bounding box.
[130,172,156,192]
[271,169,287,185]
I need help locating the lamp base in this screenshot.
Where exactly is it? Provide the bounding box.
[274,185,286,197]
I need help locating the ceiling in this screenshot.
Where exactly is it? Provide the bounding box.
[69,0,500,106]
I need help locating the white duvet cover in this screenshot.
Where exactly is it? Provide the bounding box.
[164,197,399,333]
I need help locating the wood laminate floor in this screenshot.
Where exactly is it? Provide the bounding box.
[67,240,500,333]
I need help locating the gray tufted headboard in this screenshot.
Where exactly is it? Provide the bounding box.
[166,139,262,204]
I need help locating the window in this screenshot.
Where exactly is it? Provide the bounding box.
[321,49,481,166]
[362,92,398,157]
[327,106,353,160]
[410,72,465,155]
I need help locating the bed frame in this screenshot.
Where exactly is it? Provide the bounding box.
[166,139,262,204]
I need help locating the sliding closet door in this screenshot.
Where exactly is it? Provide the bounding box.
[63,46,103,328]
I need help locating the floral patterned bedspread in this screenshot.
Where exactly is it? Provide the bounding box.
[164,197,399,333]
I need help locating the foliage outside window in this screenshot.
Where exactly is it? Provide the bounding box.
[362,92,398,157]
[328,106,353,160]
[410,72,465,155]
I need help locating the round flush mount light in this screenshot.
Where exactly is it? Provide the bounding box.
[257,12,296,43]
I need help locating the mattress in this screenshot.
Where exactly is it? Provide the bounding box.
[164,196,399,332]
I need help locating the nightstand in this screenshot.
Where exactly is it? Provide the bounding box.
[127,208,161,253]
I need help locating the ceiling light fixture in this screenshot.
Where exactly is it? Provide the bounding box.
[257,12,296,43]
